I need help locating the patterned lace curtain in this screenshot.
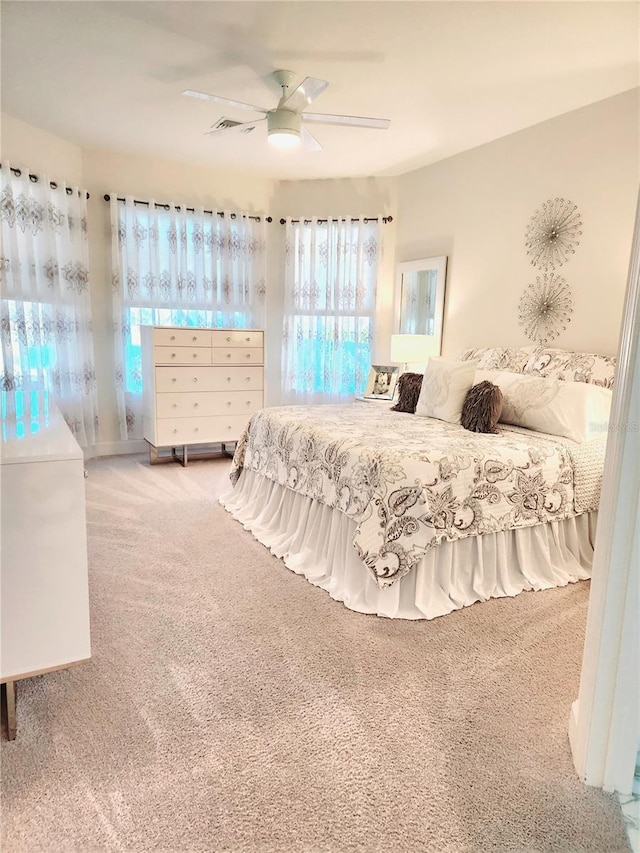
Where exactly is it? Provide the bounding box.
[0,162,98,447]
[111,197,267,440]
[282,216,382,404]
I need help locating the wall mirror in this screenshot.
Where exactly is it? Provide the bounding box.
[395,256,447,355]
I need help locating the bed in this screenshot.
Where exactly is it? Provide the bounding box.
[220,346,616,620]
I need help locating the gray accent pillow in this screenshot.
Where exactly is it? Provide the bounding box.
[390,372,423,414]
[461,381,503,434]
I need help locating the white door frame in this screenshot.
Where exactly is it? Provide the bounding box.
[569,192,640,794]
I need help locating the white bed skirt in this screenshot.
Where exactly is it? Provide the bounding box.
[220,469,596,620]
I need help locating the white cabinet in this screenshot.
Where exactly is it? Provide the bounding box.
[141,326,264,465]
[0,395,91,739]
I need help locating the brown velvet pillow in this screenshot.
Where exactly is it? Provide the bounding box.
[390,372,423,414]
[461,381,503,434]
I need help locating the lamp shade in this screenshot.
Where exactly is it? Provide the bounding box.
[390,334,440,364]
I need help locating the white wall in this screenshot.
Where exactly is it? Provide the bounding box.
[395,89,639,359]
[1,113,83,185]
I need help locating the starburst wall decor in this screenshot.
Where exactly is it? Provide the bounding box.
[524,198,582,271]
[518,273,573,344]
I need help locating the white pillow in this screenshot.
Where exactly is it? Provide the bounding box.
[475,370,612,442]
[415,358,477,424]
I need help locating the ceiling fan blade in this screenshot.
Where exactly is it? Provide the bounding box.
[281,77,329,112]
[183,89,268,114]
[204,119,265,137]
[301,125,323,152]
[303,113,390,130]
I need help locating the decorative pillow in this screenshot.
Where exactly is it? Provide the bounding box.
[415,358,477,424]
[390,372,424,414]
[523,347,617,389]
[460,381,503,434]
[475,369,612,442]
[460,346,536,373]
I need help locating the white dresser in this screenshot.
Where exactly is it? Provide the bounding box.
[1,394,91,739]
[141,326,264,465]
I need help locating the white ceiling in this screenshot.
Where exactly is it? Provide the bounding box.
[2,1,638,180]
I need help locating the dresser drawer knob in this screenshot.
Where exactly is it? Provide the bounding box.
[246,400,251,405]
[226,353,232,359]
[171,353,176,358]
[194,427,199,433]
[226,336,231,342]
[172,378,177,382]
[170,335,176,341]
[245,377,251,382]
[172,403,177,408]
[227,425,232,430]
[245,336,251,342]
[193,353,198,358]
[192,336,197,342]
[173,428,177,434]
[226,401,232,406]
[246,353,251,358]
[193,378,198,383]
[226,377,231,382]
[194,403,199,408]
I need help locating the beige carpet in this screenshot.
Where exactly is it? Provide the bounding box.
[1,453,630,853]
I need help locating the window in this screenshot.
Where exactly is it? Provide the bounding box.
[111,198,266,439]
[123,307,251,398]
[3,299,57,382]
[282,217,382,404]
[0,164,98,446]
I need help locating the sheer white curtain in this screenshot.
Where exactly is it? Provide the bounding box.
[0,162,98,447]
[282,216,383,404]
[111,197,267,439]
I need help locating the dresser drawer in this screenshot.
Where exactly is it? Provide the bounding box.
[153,346,211,365]
[156,366,264,393]
[212,330,264,348]
[219,367,264,391]
[156,415,251,446]
[153,328,211,348]
[156,391,263,418]
[212,348,263,365]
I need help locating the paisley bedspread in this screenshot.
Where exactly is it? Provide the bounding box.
[229,403,606,589]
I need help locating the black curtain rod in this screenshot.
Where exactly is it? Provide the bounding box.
[103,194,270,223]
[1,163,89,198]
[280,216,393,225]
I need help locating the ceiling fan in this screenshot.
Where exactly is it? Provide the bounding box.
[182,70,390,151]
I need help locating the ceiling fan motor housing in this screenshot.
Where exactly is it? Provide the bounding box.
[268,109,302,137]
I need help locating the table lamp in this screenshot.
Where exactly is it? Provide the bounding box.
[390,334,440,372]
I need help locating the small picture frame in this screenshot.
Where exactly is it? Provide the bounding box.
[363,365,399,400]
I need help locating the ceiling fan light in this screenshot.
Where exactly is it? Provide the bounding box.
[267,109,302,149]
[268,129,301,149]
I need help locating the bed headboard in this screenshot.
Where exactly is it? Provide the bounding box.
[459,346,617,389]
